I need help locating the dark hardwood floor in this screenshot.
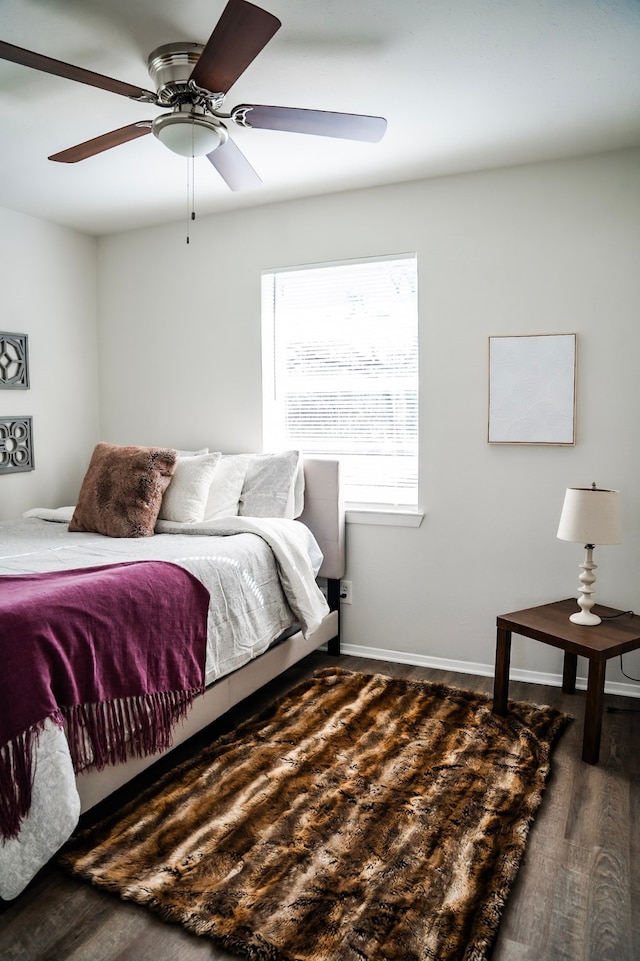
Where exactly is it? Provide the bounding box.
[1,651,638,960]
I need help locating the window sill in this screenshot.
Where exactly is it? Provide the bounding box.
[345,508,424,527]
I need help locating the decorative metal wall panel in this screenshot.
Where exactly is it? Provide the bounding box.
[0,332,29,389]
[0,417,34,473]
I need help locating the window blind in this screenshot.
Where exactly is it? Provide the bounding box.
[262,255,419,507]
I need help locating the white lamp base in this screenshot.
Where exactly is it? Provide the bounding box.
[569,609,601,626]
[570,545,600,626]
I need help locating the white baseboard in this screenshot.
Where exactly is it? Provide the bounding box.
[334,641,640,700]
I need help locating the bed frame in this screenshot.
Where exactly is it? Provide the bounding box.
[75,456,346,812]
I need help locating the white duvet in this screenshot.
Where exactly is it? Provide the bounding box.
[0,510,329,899]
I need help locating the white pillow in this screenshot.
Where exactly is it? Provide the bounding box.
[292,458,305,518]
[159,451,221,523]
[176,447,209,457]
[203,454,250,520]
[239,451,301,518]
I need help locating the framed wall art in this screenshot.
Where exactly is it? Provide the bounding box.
[488,333,577,445]
[0,332,29,389]
[0,416,34,473]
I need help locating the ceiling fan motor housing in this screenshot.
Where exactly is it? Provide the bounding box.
[148,42,212,105]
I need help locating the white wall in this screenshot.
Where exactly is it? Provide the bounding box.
[92,148,640,690]
[0,208,98,519]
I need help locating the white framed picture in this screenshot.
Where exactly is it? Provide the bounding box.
[488,333,577,445]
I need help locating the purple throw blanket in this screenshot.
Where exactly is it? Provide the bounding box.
[0,561,210,840]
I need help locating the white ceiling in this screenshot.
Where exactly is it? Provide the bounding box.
[1,0,639,236]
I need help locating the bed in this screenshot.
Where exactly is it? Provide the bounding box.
[0,449,345,900]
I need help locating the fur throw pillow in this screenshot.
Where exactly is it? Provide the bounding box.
[69,443,178,537]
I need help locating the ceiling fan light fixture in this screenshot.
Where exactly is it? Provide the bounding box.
[152,113,227,157]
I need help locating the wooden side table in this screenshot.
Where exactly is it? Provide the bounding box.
[492,598,640,764]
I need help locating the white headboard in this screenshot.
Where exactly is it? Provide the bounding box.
[299,458,345,582]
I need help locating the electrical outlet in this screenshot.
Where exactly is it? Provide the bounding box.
[340,580,352,604]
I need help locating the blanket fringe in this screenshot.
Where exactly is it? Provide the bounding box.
[63,689,203,771]
[1,690,202,842]
[0,719,55,841]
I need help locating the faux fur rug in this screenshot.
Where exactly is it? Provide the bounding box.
[60,667,571,961]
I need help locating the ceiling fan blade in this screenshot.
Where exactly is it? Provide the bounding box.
[189,0,281,94]
[0,40,156,101]
[232,105,387,142]
[49,123,152,163]
[207,135,262,191]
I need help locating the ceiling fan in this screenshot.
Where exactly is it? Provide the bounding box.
[0,0,387,191]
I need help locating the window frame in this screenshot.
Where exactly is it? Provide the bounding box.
[261,253,420,517]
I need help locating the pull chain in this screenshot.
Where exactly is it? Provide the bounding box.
[186,135,196,244]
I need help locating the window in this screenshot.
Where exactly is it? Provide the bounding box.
[262,254,419,508]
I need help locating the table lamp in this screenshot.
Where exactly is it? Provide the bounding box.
[557,483,621,625]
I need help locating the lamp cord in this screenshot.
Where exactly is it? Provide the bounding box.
[617,653,640,684]
[606,653,640,713]
[593,609,640,710]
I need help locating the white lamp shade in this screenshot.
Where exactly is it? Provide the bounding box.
[557,486,621,545]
